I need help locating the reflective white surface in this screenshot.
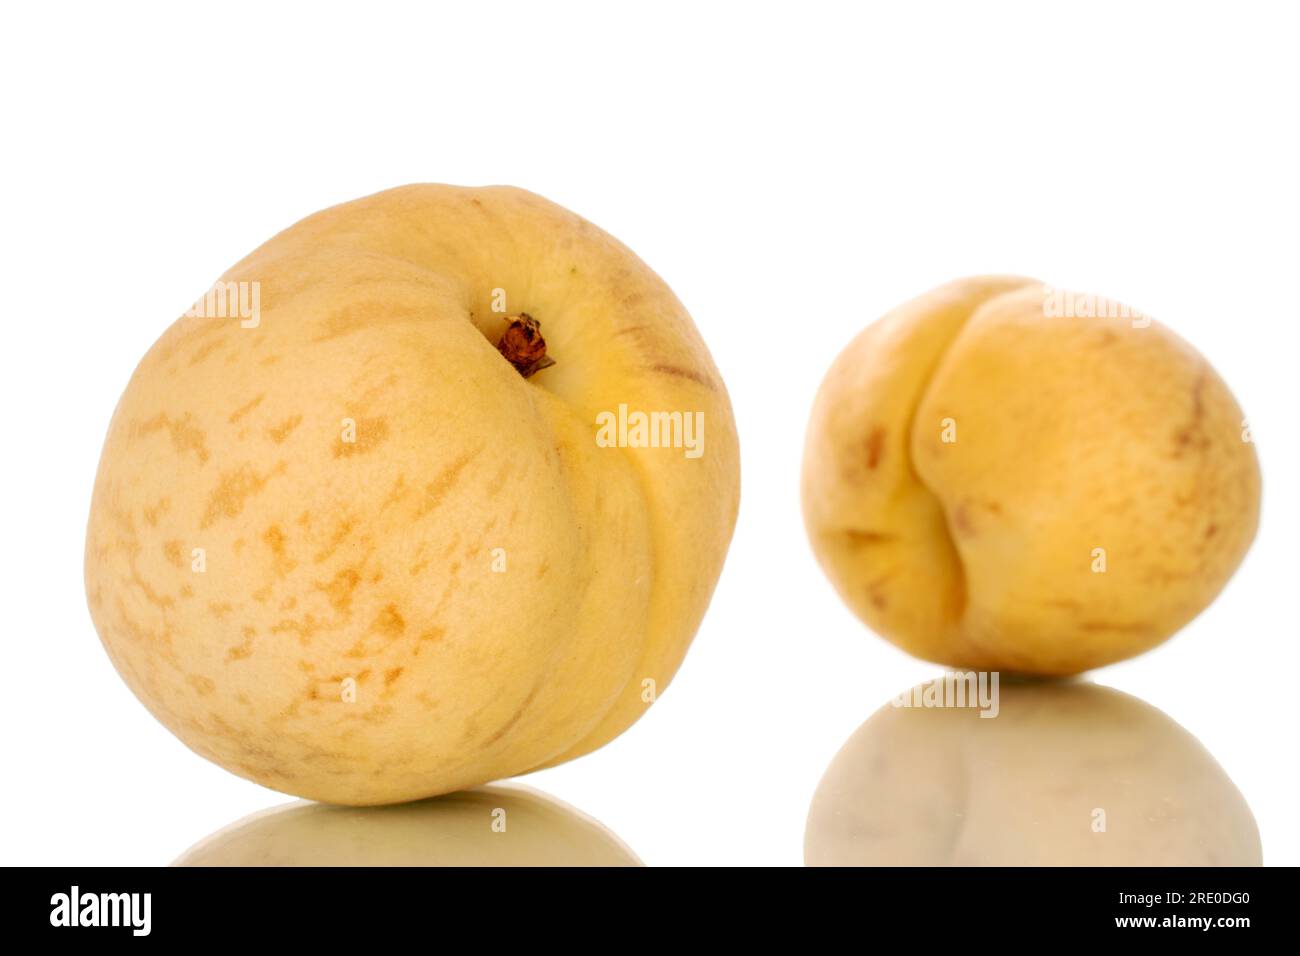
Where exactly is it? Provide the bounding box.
[176,784,640,867]
[806,680,1260,866]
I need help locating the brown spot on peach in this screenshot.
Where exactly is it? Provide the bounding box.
[360,705,395,724]
[226,627,256,662]
[1079,620,1151,634]
[312,517,355,564]
[262,524,297,576]
[130,567,175,609]
[188,336,228,366]
[201,462,287,528]
[952,503,974,537]
[187,674,216,696]
[154,317,224,364]
[334,417,390,458]
[419,626,446,643]
[381,476,408,510]
[267,414,303,444]
[384,667,404,687]
[228,394,266,424]
[137,412,210,465]
[271,614,324,644]
[486,461,512,496]
[485,685,541,745]
[861,572,895,613]
[865,427,886,469]
[1171,368,1210,458]
[842,528,896,547]
[415,452,478,518]
[372,604,405,637]
[162,540,183,567]
[650,363,715,390]
[315,301,425,344]
[317,567,361,613]
[143,498,171,527]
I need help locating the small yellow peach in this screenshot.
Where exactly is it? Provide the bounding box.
[802,277,1259,674]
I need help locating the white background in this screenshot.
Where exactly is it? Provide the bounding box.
[2,1,1297,866]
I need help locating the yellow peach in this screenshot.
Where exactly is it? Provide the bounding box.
[86,185,739,803]
[802,277,1259,674]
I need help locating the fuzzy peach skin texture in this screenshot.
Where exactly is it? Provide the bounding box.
[801,277,1259,675]
[86,185,739,804]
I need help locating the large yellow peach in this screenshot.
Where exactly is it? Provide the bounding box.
[175,784,640,867]
[86,185,739,804]
[802,277,1259,674]
[805,679,1261,866]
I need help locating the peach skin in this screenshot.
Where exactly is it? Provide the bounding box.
[801,277,1259,674]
